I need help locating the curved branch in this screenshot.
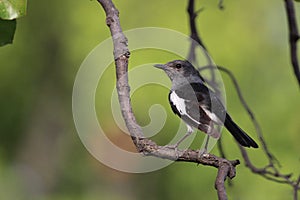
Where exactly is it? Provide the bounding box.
[185,0,300,199]
[96,3,239,198]
[199,65,279,165]
[97,0,141,146]
[187,0,212,67]
[200,65,300,200]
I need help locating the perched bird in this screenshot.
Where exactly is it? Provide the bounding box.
[154,60,258,150]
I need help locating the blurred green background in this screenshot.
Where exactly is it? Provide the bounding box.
[0,0,300,199]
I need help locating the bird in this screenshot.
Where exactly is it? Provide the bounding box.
[154,60,258,151]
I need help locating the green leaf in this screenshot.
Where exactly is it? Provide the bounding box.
[0,0,27,20]
[0,18,16,46]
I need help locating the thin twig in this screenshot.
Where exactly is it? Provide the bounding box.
[199,65,300,199]
[186,2,232,198]
[185,0,300,198]
[187,0,212,66]
[218,0,225,10]
[199,65,280,166]
[294,176,300,200]
[284,0,300,87]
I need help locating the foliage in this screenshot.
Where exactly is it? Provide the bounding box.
[0,0,27,46]
[0,0,299,200]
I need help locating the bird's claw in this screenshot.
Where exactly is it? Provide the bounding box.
[162,144,179,150]
[198,148,209,159]
[161,144,181,159]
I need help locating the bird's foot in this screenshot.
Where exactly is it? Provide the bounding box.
[161,144,180,159]
[198,148,209,159]
[162,144,179,151]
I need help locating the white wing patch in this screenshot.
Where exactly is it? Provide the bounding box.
[202,107,223,125]
[170,91,187,115]
[170,91,223,126]
[170,91,201,126]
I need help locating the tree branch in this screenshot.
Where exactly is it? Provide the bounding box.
[96,3,240,199]
[199,65,279,166]
[187,0,207,52]
[199,65,300,199]
[187,1,300,199]
[215,159,235,200]
[187,0,212,67]
[284,0,300,86]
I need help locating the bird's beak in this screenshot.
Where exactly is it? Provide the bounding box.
[154,64,166,70]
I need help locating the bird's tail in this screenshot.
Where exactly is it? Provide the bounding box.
[224,114,258,148]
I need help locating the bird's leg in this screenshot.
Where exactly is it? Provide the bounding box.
[204,136,210,152]
[198,136,210,157]
[207,122,221,139]
[161,126,193,160]
[199,122,219,158]
[163,125,194,150]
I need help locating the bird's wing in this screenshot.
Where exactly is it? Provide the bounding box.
[174,82,227,125]
[169,90,211,133]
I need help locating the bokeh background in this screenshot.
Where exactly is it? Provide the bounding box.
[1,0,300,199]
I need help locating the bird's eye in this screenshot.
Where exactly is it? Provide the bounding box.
[175,64,182,69]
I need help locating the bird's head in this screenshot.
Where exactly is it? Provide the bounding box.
[154,60,200,81]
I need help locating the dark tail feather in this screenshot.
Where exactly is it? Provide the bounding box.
[224,114,258,148]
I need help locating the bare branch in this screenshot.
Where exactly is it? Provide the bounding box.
[187,0,212,66]
[199,65,300,198]
[97,0,300,199]
[97,2,240,195]
[239,145,300,200]
[187,0,207,52]
[218,0,225,10]
[215,160,235,200]
[284,0,300,86]
[97,0,141,147]
[294,176,300,200]
[200,65,280,166]
[184,0,300,198]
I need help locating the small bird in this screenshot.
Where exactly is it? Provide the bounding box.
[154,60,258,150]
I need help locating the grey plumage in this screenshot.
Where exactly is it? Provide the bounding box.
[154,60,258,148]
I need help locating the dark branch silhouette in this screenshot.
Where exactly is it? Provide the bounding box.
[187,1,300,199]
[199,65,300,199]
[187,0,226,163]
[284,0,300,86]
